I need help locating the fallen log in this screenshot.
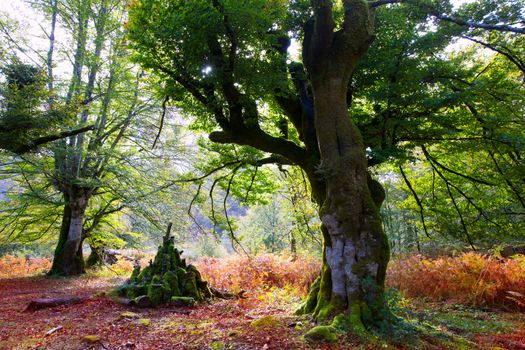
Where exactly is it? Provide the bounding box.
[25,296,86,312]
[501,245,525,258]
[169,309,191,315]
[210,287,247,299]
[115,297,133,306]
[115,295,152,308]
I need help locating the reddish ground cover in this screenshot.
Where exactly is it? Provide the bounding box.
[475,331,525,350]
[2,253,525,349]
[0,276,316,349]
[387,253,525,310]
[0,257,51,279]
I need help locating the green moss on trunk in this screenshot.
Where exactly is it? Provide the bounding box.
[299,194,392,339]
[49,201,85,276]
[305,325,338,343]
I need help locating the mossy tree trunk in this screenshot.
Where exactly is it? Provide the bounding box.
[298,0,391,333]
[125,0,392,333]
[49,191,90,276]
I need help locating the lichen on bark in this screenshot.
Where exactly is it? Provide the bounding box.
[296,171,392,338]
[292,0,396,339]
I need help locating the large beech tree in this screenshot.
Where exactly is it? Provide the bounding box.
[48,0,134,275]
[1,1,197,280]
[127,0,524,335]
[0,0,181,276]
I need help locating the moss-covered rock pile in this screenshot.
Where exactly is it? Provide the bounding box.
[117,225,213,307]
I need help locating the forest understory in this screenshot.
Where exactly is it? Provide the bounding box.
[1,0,524,348]
[1,254,525,350]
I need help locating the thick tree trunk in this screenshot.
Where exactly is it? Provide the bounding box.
[299,75,390,332]
[299,1,392,336]
[49,194,89,276]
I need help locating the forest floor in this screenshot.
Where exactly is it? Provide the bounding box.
[1,275,525,350]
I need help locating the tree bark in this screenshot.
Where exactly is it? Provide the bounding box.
[85,244,102,268]
[299,84,390,327]
[46,0,57,98]
[298,0,391,334]
[49,193,89,276]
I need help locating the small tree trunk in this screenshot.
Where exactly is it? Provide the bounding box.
[86,245,102,267]
[49,194,88,276]
[414,227,421,253]
[290,231,297,257]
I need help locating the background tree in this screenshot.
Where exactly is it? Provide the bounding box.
[0,0,193,274]
[47,0,141,275]
[239,195,293,254]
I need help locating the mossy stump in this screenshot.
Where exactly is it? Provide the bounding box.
[117,223,213,307]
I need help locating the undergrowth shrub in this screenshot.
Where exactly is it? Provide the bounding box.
[0,255,138,279]
[387,253,525,310]
[0,255,51,278]
[89,256,135,278]
[194,254,321,298]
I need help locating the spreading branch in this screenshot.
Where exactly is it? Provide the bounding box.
[222,164,249,255]
[422,151,495,186]
[210,0,237,72]
[399,166,430,238]
[7,125,95,154]
[368,0,525,34]
[462,36,525,74]
[209,129,307,168]
[422,145,501,229]
[152,96,169,150]
[432,13,525,35]
[188,183,207,235]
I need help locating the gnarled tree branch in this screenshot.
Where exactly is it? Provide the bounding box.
[7,125,95,154]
